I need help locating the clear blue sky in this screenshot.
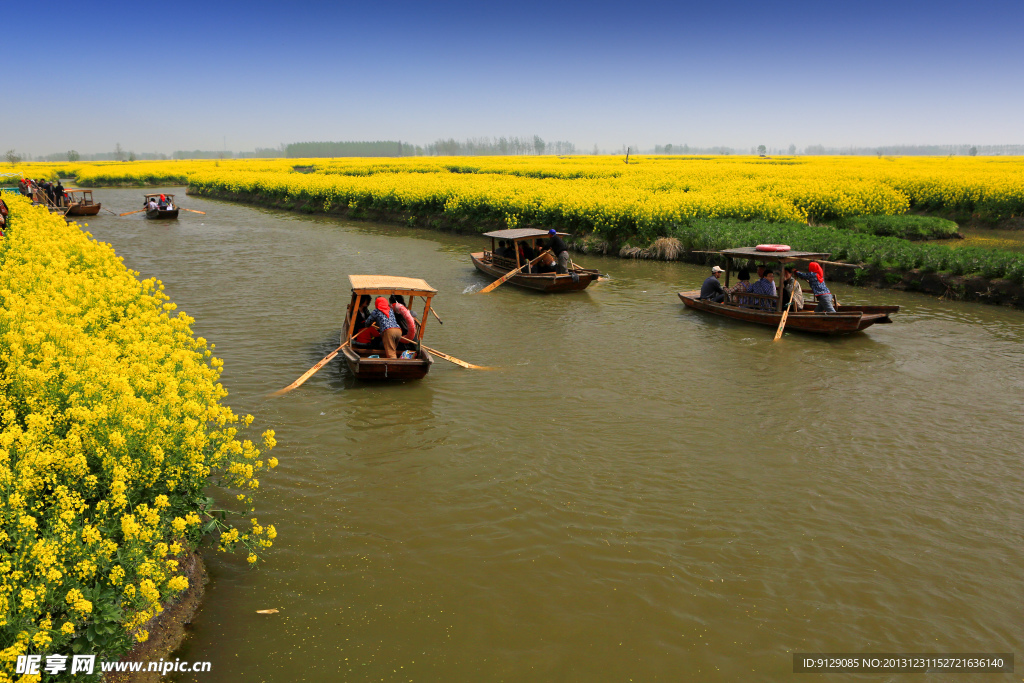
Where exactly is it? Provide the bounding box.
[2,0,1021,155]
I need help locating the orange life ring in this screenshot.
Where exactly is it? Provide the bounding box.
[756,244,791,252]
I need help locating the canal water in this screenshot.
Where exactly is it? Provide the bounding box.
[84,189,1024,682]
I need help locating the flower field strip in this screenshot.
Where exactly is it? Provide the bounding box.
[60,155,1024,221]
[0,196,277,676]
[184,161,1024,282]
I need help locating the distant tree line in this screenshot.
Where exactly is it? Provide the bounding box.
[652,144,738,155]
[422,136,576,156]
[285,141,411,158]
[651,143,1024,156]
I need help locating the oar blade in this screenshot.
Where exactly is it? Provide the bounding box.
[268,346,343,396]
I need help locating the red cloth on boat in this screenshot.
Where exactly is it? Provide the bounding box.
[809,262,824,279]
[354,326,380,344]
[375,297,390,313]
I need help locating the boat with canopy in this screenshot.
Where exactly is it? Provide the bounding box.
[678,247,899,334]
[340,275,437,380]
[143,193,179,219]
[64,189,102,216]
[470,228,599,293]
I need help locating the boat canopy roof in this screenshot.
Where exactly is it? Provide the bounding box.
[144,193,174,199]
[719,247,831,262]
[348,275,437,295]
[65,189,91,194]
[481,228,567,240]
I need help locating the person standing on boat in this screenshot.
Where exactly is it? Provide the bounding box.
[362,297,403,359]
[782,267,804,311]
[699,265,727,302]
[546,228,570,274]
[749,268,777,310]
[795,262,835,313]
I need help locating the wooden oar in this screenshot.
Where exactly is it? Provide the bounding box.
[773,289,798,341]
[180,208,206,214]
[119,209,146,216]
[480,251,550,293]
[269,341,349,396]
[400,337,490,370]
[429,307,443,325]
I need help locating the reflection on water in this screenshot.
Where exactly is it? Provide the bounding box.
[82,189,1024,682]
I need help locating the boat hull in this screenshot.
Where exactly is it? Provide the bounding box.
[678,290,897,334]
[65,203,101,216]
[146,208,179,219]
[340,346,433,380]
[471,252,597,292]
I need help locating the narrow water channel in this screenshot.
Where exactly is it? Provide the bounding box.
[84,188,1024,682]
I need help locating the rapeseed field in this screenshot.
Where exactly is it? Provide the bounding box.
[0,196,277,675]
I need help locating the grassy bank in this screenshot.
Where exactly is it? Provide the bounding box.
[0,197,278,678]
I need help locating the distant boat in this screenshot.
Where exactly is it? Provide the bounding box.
[143,193,179,219]
[64,189,102,216]
[470,228,599,293]
[678,247,899,334]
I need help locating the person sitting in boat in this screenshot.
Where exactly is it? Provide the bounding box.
[158,194,168,209]
[699,265,727,303]
[517,241,537,271]
[726,268,752,305]
[782,266,805,311]
[749,268,777,309]
[533,249,557,273]
[360,297,402,359]
[546,228,570,274]
[147,198,158,211]
[351,295,382,351]
[520,241,535,262]
[795,262,835,313]
[389,294,418,345]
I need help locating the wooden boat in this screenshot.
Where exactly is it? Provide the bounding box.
[471,228,599,292]
[339,275,437,380]
[143,193,179,219]
[678,247,899,335]
[63,189,102,216]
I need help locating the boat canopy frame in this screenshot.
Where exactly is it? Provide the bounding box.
[715,247,832,312]
[345,275,436,346]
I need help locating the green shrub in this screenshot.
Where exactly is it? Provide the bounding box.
[831,214,960,240]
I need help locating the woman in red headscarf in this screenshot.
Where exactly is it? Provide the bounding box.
[795,261,835,313]
[360,297,403,358]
